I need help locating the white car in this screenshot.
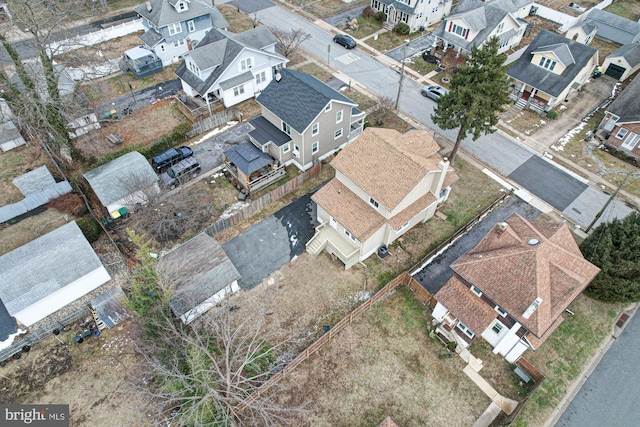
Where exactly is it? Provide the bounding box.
[421,85,449,101]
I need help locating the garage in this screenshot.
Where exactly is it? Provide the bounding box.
[605,63,626,80]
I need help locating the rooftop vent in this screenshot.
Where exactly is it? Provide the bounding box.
[528,238,539,246]
[275,71,282,82]
[495,222,508,236]
[522,297,543,319]
[146,1,152,12]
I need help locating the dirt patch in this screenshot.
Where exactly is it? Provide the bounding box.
[74,99,188,161]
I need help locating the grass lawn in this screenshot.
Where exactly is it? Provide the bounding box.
[406,55,439,76]
[347,17,383,40]
[604,0,640,20]
[295,62,334,82]
[367,30,412,52]
[218,4,258,33]
[305,0,370,19]
[514,295,622,426]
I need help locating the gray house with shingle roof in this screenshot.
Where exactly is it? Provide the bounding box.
[598,76,640,159]
[507,30,598,112]
[565,20,597,45]
[250,68,366,172]
[582,8,640,46]
[431,0,533,56]
[175,26,287,108]
[135,0,228,66]
[83,151,159,218]
[369,0,452,33]
[156,232,241,324]
[601,44,640,81]
[0,221,111,328]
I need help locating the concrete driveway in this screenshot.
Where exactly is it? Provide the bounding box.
[221,189,319,290]
[189,122,252,173]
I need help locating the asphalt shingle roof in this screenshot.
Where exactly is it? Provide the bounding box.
[256,69,356,134]
[532,43,575,66]
[607,74,640,123]
[223,141,273,175]
[378,0,416,14]
[584,8,640,45]
[507,30,597,97]
[248,116,291,148]
[135,0,228,29]
[609,43,640,68]
[140,28,164,47]
[0,299,17,343]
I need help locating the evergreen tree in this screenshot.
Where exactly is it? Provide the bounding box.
[580,212,640,303]
[431,36,511,164]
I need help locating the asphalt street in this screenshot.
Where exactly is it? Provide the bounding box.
[555,310,640,427]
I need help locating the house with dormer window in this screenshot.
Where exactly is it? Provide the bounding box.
[597,75,640,160]
[430,0,533,57]
[507,30,598,113]
[306,127,456,269]
[135,0,228,66]
[175,26,287,108]
[369,0,452,33]
[432,214,600,363]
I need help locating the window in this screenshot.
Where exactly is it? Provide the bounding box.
[282,122,291,136]
[312,122,319,136]
[312,141,319,153]
[160,44,166,52]
[369,197,379,209]
[470,285,482,297]
[496,22,504,34]
[450,23,468,38]
[492,322,504,334]
[336,110,343,124]
[173,38,185,48]
[293,144,300,157]
[622,132,640,149]
[168,22,182,36]
[456,321,475,338]
[615,128,629,139]
[177,1,186,11]
[334,128,343,139]
[500,39,509,49]
[187,20,195,33]
[495,305,507,317]
[432,6,438,13]
[397,221,409,231]
[344,229,357,242]
[325,102,331,112]
[188,61,200,76]
[240,57,253,71]
[282,143,290,153]
[538,56,557,71]
[255,71,266,84]
[233,85,245,97]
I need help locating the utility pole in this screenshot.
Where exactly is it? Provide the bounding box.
[585,172,631,232]
[395,39,409,110]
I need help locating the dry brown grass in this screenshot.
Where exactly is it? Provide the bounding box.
[0,143,57,206]
[218,4,258,33]
[0,208,69,255]
[305,0,370,19]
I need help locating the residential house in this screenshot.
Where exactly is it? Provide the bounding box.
[249,68,366,172]
[0,221,112,328]
[507,29,598,113]
[430,0,533,57]
[432,214,600,363]
[175,26,288,109]
[307,127,456,269]
[601,44,640,81]
[597,75,640,159]
[581,8,640,46]
[156,232,241,324]
[83,151,160,218]
[564,20,597,45]
[135,0,228,66]
[368,0,453,33]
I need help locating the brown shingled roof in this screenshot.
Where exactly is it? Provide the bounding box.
[329,128,442,210]
[435,275,497,335]
[450,214,600,339]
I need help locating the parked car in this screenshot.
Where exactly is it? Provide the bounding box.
[159,157,201,187]
[421,85,449,101]
[333,34,356,49]
[151,146,193,172]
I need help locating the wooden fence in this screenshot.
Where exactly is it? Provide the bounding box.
[405,275,437,306]
[234,271,417,413]
[494,358,547,426]
[185,107,241,138]
[206,163,322,236]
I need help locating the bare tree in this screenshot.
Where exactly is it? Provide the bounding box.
[269,27,311,58]
[368,95,395,126]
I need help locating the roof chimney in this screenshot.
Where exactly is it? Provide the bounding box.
[495,222,508,236]
[522,297,543,319]
[146,1,152,12]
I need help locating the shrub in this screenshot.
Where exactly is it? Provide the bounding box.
[77,217,102,243]
[362,6,375,18]
[394,22,410,35]
[375,11,387,22]
[546,110,559,120]
[47,193,86,216]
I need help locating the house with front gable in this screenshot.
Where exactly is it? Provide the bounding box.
[601,44,640,82]
[597,75,640,159]
[507,29,598,113]
[175,26,288,109]
[306,127,456,269]
[432,214,600,363]
[430,0,533,58]
[135,0,228,66]
[368,0,453,34]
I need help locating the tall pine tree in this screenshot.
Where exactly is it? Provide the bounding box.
[431,36,511,164]
[580,212,640,302]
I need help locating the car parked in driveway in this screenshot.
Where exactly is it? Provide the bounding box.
[333,34,356,49]
[160,157,201,187]
[421,85,449,101]
[151,146,193,172]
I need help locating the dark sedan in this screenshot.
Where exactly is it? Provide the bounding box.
[333,34,356,49]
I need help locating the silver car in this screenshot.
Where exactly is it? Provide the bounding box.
[421,85,449,101]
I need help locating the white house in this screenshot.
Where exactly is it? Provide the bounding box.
[368,0,453,33]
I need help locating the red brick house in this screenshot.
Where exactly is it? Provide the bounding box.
[598,75,640,159]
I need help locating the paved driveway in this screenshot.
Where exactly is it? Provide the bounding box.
[190,122,252,173]
[221,189,318,290]
[412,196,541,294]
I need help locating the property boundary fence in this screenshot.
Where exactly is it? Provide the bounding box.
[234,271,417,413]
[494,358,547,426]
[206,163,322,236]
[185,108,241,138]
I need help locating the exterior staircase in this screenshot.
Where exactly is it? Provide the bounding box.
[306,234,326,255]
[91,308,107,330]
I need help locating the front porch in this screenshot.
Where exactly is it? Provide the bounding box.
[306,222,360,268]
[223,141,286,195]
[509,84,551,113]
